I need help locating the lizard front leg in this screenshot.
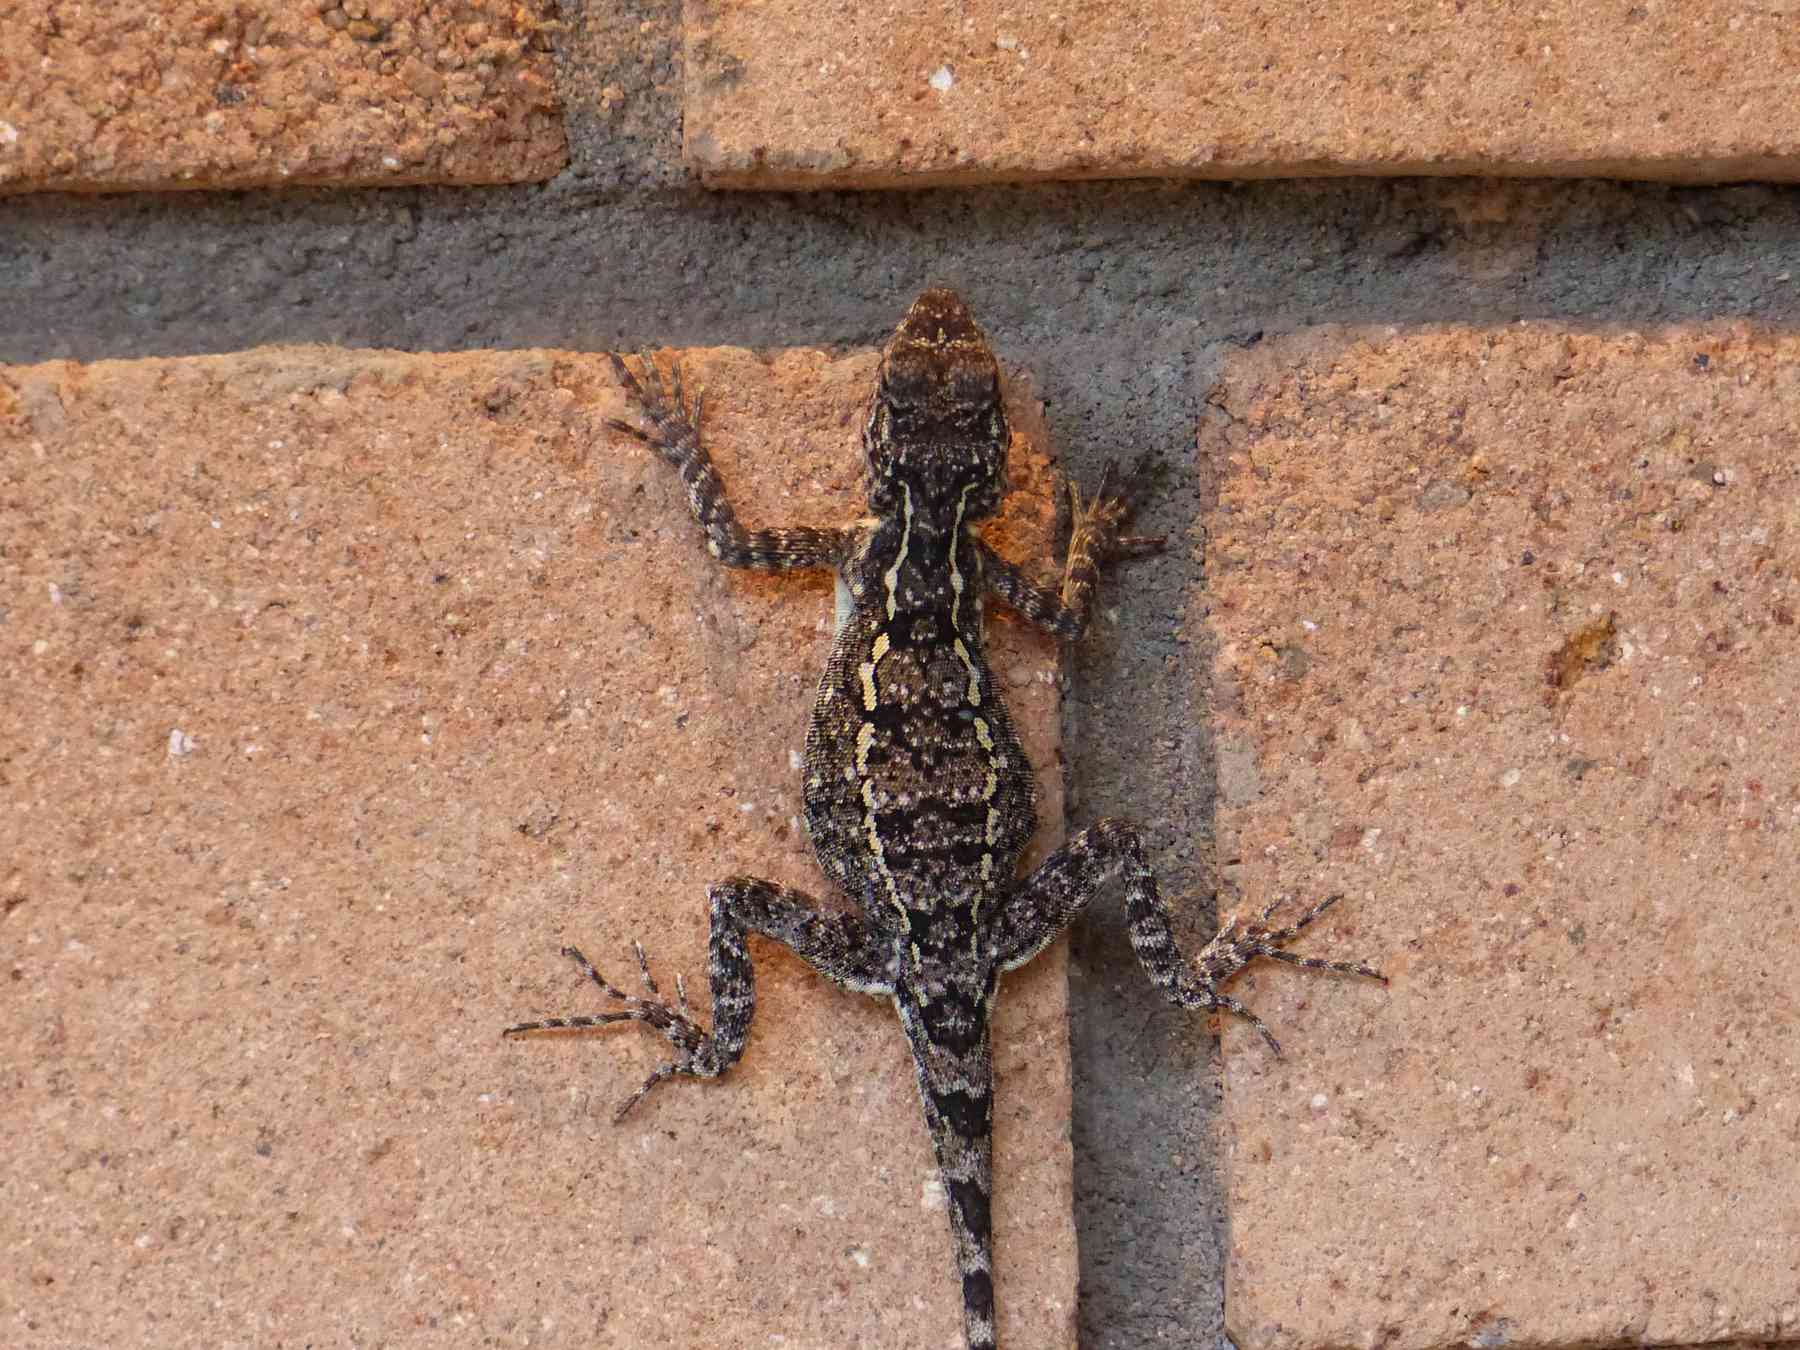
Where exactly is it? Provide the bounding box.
[505,878,895,1119]
[991,819,1386,1054]
[608,352,851,572]
[979,456,1163,640]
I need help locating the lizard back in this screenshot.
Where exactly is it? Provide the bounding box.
[802,290,1038,931]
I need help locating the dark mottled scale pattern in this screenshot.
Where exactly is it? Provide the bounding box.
[505,290,1387,1350]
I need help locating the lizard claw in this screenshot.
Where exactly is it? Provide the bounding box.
[1068,454,1166,563]
[605,351,705,464]
[501,942,721,1121]
[1176,895,1387,1056]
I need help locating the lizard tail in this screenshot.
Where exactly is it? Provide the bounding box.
[896,985,1000,1350]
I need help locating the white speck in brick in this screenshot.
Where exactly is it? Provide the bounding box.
[847,1245,871,1268]
[47,582,62,605]
[995,33,1018,49]
[211,518,221,529]
[0,121,17,147]
[1471,1316,1514,1347]
[1612,571,1627,586]
[1301,618,1318,631]
[1360,827,1381,851]
[1310,1092,1328,1110]
[1501,767,1522,788]
[169,729,196,757]
[1455,705,1468,717]
[382,156,401,169]
[928,64,954,92]
[789,748,804,771]
[920,1175,946,1209]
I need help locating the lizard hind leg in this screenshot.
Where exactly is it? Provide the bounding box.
[989,818,1385,1056]
[503,877,897,1122]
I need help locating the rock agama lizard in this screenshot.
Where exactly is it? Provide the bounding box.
[504,289,1385,1349]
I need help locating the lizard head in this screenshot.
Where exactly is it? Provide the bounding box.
[864,288,1009,521]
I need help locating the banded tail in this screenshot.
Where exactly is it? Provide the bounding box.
[895,980,1000,1350]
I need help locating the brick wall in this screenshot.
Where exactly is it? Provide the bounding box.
[5,5,1798,1349]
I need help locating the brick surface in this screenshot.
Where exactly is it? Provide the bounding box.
[0,1,565,194]
[1201,325,1800,1349]
[0,346,1077,1346]
[685,0,1800,188]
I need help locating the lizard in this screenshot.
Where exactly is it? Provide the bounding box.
[503,289,1386,1350]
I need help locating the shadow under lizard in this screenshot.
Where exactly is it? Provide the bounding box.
[504,289,1386,1350]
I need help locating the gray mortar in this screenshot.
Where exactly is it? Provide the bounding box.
[6,2,1800,1343]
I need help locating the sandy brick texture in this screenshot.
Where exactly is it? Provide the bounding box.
[686,0,1800,188]
[0,1,565,194]
[1201,325,1800,1350]
[1,346,1077,1347]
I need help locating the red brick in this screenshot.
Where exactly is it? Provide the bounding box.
[1203,325,1800,1349]
[0,1,565,193]
[0,345,1077,1346]
[686,0,1800,187]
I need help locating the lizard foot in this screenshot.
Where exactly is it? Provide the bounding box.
[1177,895,1387,1056]
[605,350,705,468]
[1068,452,1165,561]
[503,940,723,1122]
